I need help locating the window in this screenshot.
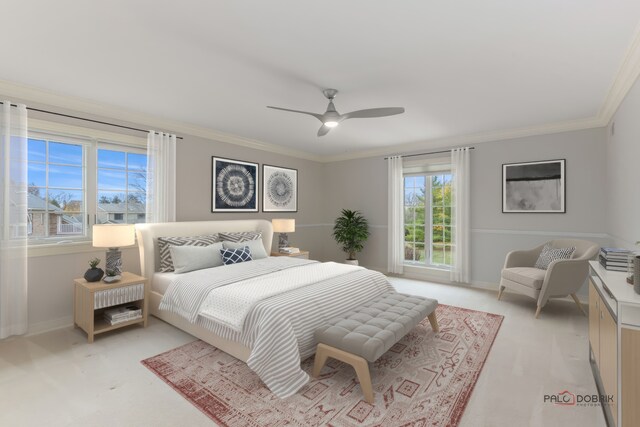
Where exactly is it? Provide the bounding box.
[26,131,147,243]
[404,172,454,268]
[27,137,85,239]
[97,147,147,225]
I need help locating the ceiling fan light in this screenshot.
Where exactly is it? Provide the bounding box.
[324,121,339,128]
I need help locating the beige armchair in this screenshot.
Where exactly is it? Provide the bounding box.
[498,239,599,318]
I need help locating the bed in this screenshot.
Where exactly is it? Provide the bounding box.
[135,219,394,398]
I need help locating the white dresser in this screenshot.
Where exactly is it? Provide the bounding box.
[589,261,640,427]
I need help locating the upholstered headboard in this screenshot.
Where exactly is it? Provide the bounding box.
[135,220,273,280]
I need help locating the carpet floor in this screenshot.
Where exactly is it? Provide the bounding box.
[142,304,503,426]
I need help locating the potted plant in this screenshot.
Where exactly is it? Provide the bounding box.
[84,258,104,282]
[332,209,370,265]
[103,269,121,284]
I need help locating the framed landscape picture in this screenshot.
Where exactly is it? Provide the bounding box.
[211,157,258,212]
[502,159,565,213]
[262,164,297,212]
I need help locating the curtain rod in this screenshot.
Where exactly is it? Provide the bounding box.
[384,146,474,160]
[0,101,183,140]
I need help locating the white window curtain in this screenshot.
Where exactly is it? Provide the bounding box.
[387,156,404,274]
[146,131,177,223]
[450,148,470,283]
[0,101,28,339]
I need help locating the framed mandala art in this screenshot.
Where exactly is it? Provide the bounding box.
[211,157,258,212]
[262,164,297,212]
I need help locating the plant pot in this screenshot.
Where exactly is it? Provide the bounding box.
[84,267,104,283]
[345,259,359,266]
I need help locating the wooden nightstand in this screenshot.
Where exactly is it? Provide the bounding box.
[74,272,149,343]
[270,250,310,259]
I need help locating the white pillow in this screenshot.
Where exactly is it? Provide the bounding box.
[223,238,268,260]
[170,242,224,274]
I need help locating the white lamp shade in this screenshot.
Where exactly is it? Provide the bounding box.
[272,219,295,233]
[92,224,135,248]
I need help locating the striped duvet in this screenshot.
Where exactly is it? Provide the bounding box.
[159,257,394,398]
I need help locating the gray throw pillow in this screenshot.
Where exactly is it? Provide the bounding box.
[223,238,268,260]
[170,242,224,274]
[218,231,262,243]
[157,234,220,272]
[534,244,576,270]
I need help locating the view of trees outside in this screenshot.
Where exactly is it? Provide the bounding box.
[404,173,454,266]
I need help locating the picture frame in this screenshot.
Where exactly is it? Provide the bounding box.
[262,164,298,212]
[502,159,566,213]
[211,157,258,212]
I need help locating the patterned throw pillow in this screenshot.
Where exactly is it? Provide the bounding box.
[157,234,220,272]
[218,231,262,243]
[534,244,576,270]
[221,246,253,265]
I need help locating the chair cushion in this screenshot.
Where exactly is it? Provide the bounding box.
[315,292,438,362]
[501,267,546,290]
[534,244,576,269]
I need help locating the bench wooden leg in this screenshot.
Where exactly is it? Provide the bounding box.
[427,312,439,332]
[313,343,375,404]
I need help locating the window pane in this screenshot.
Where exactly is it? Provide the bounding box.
[98,149,126,169]
[405,225,415,242]
[432,186,443,205]
[443,174,452,185]
[98,170,126,190]
[414,226,425,243]
[415,206,425,225]
[404,243,415,262]
[98,191,126,205]
[128,153,147,171]
[444,184,452,206]
[415,244,426,262]
[128,172,146,192]
[48,190,83,211]
[28,163,46,187]
[444,207,452,225]
[432,175,443,187]
[444,226,452,244]
[432,244,445,264]
[433,207,444,225]
[404,188,415,205]
[48,165,82,188]
[49,141,82,165]
[126,192,145,204]
[56,213,84,236]
[414,175,425,187]
[432,225,444,243]
[404,176,415,188]
[28,139,46,162]
[28,212,46,238]
[445,245,454,265]
[404,207,415,224]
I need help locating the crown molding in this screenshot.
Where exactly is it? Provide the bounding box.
[322,116,604,162]
[3,19,640,168]
[598,23,640,125]
[0,79,323,162]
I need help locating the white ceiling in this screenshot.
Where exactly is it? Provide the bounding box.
[2,1,640,157]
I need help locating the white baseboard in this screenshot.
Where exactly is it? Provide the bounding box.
[27,316,73,337]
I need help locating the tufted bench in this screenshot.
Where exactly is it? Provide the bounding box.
[312,292,438,404]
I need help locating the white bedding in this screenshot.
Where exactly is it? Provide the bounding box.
[199,261,363,332]
[159,257,394,398]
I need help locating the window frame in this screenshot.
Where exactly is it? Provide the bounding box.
[26,119,146,252]
[402,159,453,270]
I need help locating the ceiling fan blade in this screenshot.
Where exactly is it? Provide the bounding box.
[317,125,331,137]
[267,106,324,122]
[341,107,405,120]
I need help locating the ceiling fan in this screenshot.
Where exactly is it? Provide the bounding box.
[267,89,405,137]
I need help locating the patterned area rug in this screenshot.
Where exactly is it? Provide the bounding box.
[142,304,503,427]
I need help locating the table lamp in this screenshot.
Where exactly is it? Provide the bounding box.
[272,219,295,251]
[92,224,135,275]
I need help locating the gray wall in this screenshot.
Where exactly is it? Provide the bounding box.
[322,128,610,293]
[606,76,640,249]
